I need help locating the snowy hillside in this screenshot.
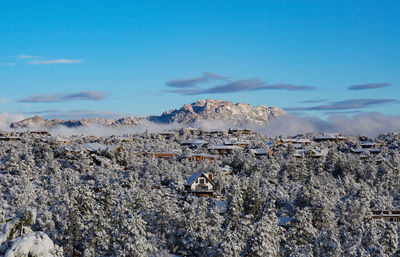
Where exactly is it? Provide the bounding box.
[0,129,400,256]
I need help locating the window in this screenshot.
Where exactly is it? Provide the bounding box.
[199,178,205,184]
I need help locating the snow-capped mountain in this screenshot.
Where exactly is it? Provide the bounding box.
[149,99,286,125]
[10,99,286,129]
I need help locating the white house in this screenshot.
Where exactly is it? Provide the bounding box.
[184,172,215,196]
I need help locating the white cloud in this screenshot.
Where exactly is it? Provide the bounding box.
[27,59,84,65]
[0,112,25,130]
[17,54,41,59]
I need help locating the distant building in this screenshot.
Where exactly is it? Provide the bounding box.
[224,140,251,148]
[228,129,252,135]
[154,152,174,159]
[221,165,233,175]
[360,141,381,149]
[313,133,347,142]
[207,145,243,155]
[183,153,217,162]
[181,139,209,148]
[294,148,329,159]
[249,148,273,157]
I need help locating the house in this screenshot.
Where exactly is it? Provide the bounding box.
[159,131,177,139]
[154,152,174,159]
[46,136,70,145]
[224,140,251,148]
[228,128,252,135]
[313,133,347,142]
[183,153,217,162]
[0,136,22,141]
[181,139,209,148]
[207,145,243,155]
[200,129,227,136]
[371,210,400,222]
[29,130,51,136]
[221,165,233,175]
[249,148,273,157]
[184,172,215,197]
[360,141,381,149]
[294,148,329,159]
[295,139,313,145]
[351,148,381,154]
[274,138,296,145]
[309,148,329,158]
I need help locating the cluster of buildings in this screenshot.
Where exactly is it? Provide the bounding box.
[1,128,397,224]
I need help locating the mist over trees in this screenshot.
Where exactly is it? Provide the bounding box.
[0,129,400,256]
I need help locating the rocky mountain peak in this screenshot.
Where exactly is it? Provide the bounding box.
[10,99,286,129]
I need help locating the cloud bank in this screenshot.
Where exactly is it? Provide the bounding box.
[2,111,399,138]
[0,113,25,130]
[258,113,400,137]
[166,73,316,95]
[348,82,391,90]
[46,113,400,137]
[19,91,109,103]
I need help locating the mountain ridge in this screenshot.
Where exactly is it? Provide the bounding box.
[10,99,286,129]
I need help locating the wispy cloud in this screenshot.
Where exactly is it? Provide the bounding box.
[166,72,228,88]
[301,99,329,104]
[0,112,25,130]
[23,109,127,120]
[27,59,84,65]
[0,63,16,66]
[167,74,316,95]
[285,98,397,111]
[17,54,41,59]
[348,82,391,90]
[19,91,109,103]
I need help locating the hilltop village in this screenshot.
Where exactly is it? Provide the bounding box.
[1,128,400,256]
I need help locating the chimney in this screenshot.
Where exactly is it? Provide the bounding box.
[208,173,213,181]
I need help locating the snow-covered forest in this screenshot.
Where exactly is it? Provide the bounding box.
[1,128,400,256]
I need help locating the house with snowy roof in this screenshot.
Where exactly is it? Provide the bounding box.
[221,165,233,175]
[207,145,243,155]
[183,153,217,162]
[184,172,215,197]
[181,139,209,148]
[360,141,381,149]
[371,210,400,222]
[224,140,251,148]
[0,136,22,141]
[228,128,252,135]
[294,148,329,159]
[313,133,347,142]
[249,148,273,157]
[159,130,177,139]
[351,148,381,154]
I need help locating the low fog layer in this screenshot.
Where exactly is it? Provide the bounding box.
[1,112,399,137]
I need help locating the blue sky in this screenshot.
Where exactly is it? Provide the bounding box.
[1,0,399,119]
